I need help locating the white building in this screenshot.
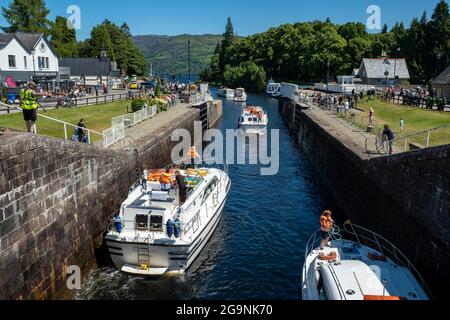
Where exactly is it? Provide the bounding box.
[0,32,60,90]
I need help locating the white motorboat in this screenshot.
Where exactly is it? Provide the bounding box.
[234,88,247,102]
[238,106,268,134]
[218,88,235,99]
[266,80,281,98]
[302,223,431,301]
[106,167,231,277]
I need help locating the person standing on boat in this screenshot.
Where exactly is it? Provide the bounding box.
[141,166,149,192]
[160,169,173,192]
[175,171,187,204]
[320,210,334,250]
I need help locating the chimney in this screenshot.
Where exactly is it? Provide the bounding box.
[111,61,117,71]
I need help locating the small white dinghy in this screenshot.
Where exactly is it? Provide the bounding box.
[302,222,432,301]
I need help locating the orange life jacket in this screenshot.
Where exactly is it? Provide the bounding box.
[320,215,333,231]
[160,173,172,184]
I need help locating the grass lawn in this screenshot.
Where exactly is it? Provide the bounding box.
[357,98,450,147]
[0,101,131,142]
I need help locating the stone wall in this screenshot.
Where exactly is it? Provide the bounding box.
[0,133,135,299]
[279,99,450,299]
[0,105,210,300]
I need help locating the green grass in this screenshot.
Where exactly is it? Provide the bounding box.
[357,98,450,147]
[0,101,131,142]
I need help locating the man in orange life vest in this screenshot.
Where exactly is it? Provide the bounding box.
[320,210,334,250]
[160,169,173,192]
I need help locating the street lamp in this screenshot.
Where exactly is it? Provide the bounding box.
[383,58,391,90]
[31,49,36,81]
[326,60,331,82]
[394,47,400,86]
[436,52,442,76]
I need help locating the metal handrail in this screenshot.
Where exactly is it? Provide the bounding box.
[341,223,433,299]
[303,224,433,299]
[0,102,105,143]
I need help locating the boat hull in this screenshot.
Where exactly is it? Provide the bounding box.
[106,188,228,276]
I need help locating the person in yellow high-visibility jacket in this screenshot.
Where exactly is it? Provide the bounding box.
[20,82,46,133]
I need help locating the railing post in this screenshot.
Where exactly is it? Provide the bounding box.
[426,131,431,147]
[64,123,68,140]
[87,130,91,144]
[404,138,408,152]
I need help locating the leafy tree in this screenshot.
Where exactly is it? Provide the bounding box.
[50,16,77,57]
[1,0,51,35]
[428,0,450,77]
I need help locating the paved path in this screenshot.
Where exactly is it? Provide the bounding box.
[124,103,195,142]
[302,103,382,160]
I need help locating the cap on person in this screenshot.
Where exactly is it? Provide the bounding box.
[28,82,37,89]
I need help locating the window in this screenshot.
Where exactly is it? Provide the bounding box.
[38,57,44,69]
[24,56,27,68]
[135,215,149,230]
[46,57,49,69]
[8,55,16,68]
[150,215,163,231]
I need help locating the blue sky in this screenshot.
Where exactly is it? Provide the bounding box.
[0,0,446,39]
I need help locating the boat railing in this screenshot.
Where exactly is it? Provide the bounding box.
[303,224,433,299]
[109,217,185,241]
[341,223,433,299]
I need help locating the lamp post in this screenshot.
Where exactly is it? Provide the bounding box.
[326,60,331,82]
[394,47,400,86]
[31,49,36,81]
[383,58,390,91]
[435,52,442,77]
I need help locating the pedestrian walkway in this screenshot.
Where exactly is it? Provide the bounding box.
[303,104,382,160]
[125,103,194,142]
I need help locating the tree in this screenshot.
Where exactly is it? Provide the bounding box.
[428,0,450,76]
[381,24,388,34]
[89,24,115,60]
[219,17,236,72]
[50,16,77,57]
[1,0,51,35]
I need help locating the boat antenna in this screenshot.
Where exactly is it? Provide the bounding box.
[382,279,387,296]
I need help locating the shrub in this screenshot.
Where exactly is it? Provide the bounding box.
[131,98,145,112]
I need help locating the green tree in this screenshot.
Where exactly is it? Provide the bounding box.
[219,17,236,72]
[50,16,77,57]
[428,0,450,77]
[1,0,51,35]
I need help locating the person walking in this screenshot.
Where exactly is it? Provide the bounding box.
[77,119,88,143]
[20,82,46,133]
[320,210,334,250]
[368,108,374,129]
[383,124,395,155]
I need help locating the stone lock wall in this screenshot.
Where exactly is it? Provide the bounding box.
[279,99,450,298]
[0,133,136,299]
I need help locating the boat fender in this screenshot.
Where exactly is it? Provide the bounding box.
[113,215,123,233]
[166,219,174,238]
[173,219,181,239]
[318,252,338,261]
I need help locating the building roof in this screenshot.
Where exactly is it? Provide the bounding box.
[358,58,410,79]
[0,32,48,53]
[432,65,450,85]
[59,57,119,77]
[15,33,43,52]
[0,33,15,50]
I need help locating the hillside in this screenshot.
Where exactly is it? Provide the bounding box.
[133,34,222,76]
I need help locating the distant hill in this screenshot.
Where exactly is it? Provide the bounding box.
[133,34,222,76]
